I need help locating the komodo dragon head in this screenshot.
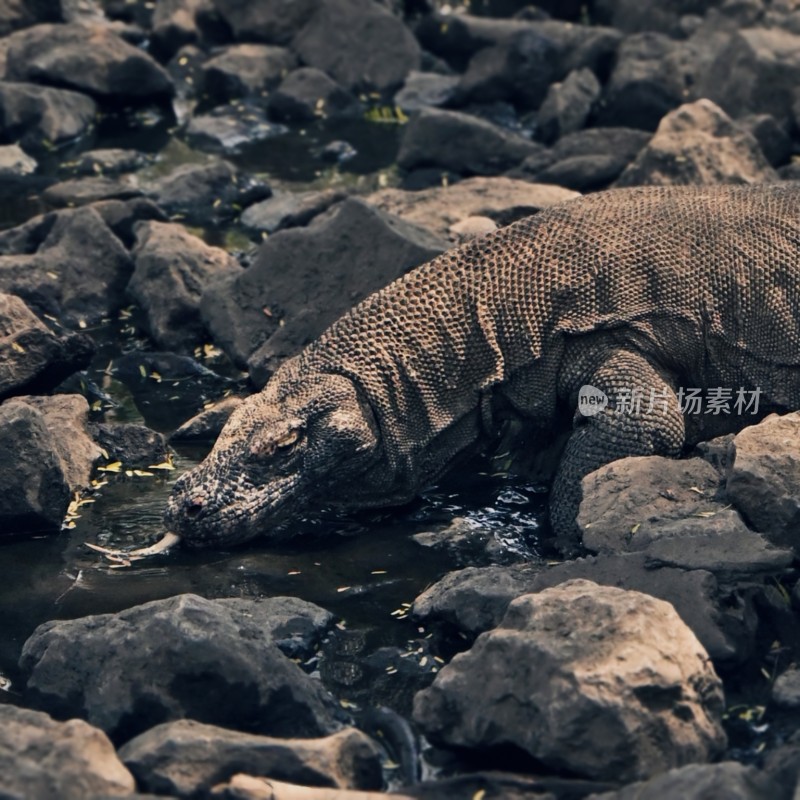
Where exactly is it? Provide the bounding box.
[164,364,386,547]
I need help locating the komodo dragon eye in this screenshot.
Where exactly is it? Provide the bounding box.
[249,424,303,457]
[276,428,302,449]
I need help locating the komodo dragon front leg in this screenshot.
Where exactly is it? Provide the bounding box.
[550,345,685,553]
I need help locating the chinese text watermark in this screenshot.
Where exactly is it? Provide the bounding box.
[578,385,761,417]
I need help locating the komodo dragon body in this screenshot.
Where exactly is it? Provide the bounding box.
[165,184,800,550]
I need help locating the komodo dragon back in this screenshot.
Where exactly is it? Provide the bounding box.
[165,183,800,550]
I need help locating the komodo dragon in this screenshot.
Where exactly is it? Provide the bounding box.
[164,183,800,551]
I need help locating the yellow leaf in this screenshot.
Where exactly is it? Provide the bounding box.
[11,341,24,353]
[150,371,162,383]
[138,364,147,378]
[148,454,175,471]
[90,400,102,411]
[98,461,122,473]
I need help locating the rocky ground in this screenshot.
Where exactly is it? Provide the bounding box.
[2,0,800,798]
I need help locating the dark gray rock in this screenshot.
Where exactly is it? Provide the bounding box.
[201,44,297,106]
[202,197,446,377]
[553,126,652,162]
[89,422,168,467]
[588,761,782,800]
[395,70,460,114]
[578,456,725,554]
[20,593,339,743]
[532,155,631,192]
[166,43,206,103]
[594,32,689,131]
[0,292,93,400]
[0,397,70,535]
[5,23,173,101]
[726,412,800,552]
[292,0,421,93]
[35,206,134,323]
[739,113,792,167]
[592,0,724,35]
[0,705,135,800]
[615,99,778,187]
[128,220,241,352]
[8,394,102,490]
[0,81,96,152]
[536,67,600,144]
[170,396,243,443]
[239,189,347,238]
[119,721,383,796]
[267,67,361,123]
[91,197,168,248]
[458,26,558,110]
[0,0,62,37]
[185,103,287,156]
[150,160,271,227]
[414,580,727,783]
[698,27,800,131]
[772,667,800,710]
[398,107,540,177]
[412,564,543,637]
[41,176,142,208]
[212,0,323,45]
[151,0,210,58]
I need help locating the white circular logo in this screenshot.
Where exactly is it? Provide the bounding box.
[578,384,608,417]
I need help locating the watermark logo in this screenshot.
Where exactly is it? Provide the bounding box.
[577,385,762,417]
[578,384,608,417]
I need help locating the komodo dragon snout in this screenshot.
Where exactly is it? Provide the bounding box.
[164,369,384,547]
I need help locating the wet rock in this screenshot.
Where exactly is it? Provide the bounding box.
[0,81,97,152]
[170,396,243,442]
[292,0,421,94]
[185,102,287,156]
[395,71,460,114]
[151,160,271,227]
[203,197,446,377]
[89,422,168,467]
[412,563,542,637]
[212,0,323,45]
[240,189,347,238]
[65,148,152,177]
[594,33,688,131]
[20,593,339,743]
[129,220,241,352]
[8,394,102,490]
[0,397,70,534]
[592,0,723,35]
[529,553,755,663]
[772,667,800,709]
[587,761,781,800]
[699,27,800,131]
[413,580,727,783]
[201,44,297,106]
[615,99,778,187]
[5,23,173,102]
[412,517,518,566]
[458,27,558,111]
[0,142,36,177]
[120,721,382,796]
[41,176,142,208]
[740,113,792,168]
[0,292,93,400]
[210,776,412,799]
[0,704,135,800]
[398,108,540,177]
[167,43,206,104]
[578,456,725,554]
[694,432,735,475]
[642,511,793,583]
[368,177,576,241]
[726,412,800,552]
[535,67,600,145]
[267,68,361,123]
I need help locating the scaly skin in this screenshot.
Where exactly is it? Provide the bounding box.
[165,184,800,550]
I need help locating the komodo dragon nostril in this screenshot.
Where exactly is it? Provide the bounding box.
[185,498,204,517]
